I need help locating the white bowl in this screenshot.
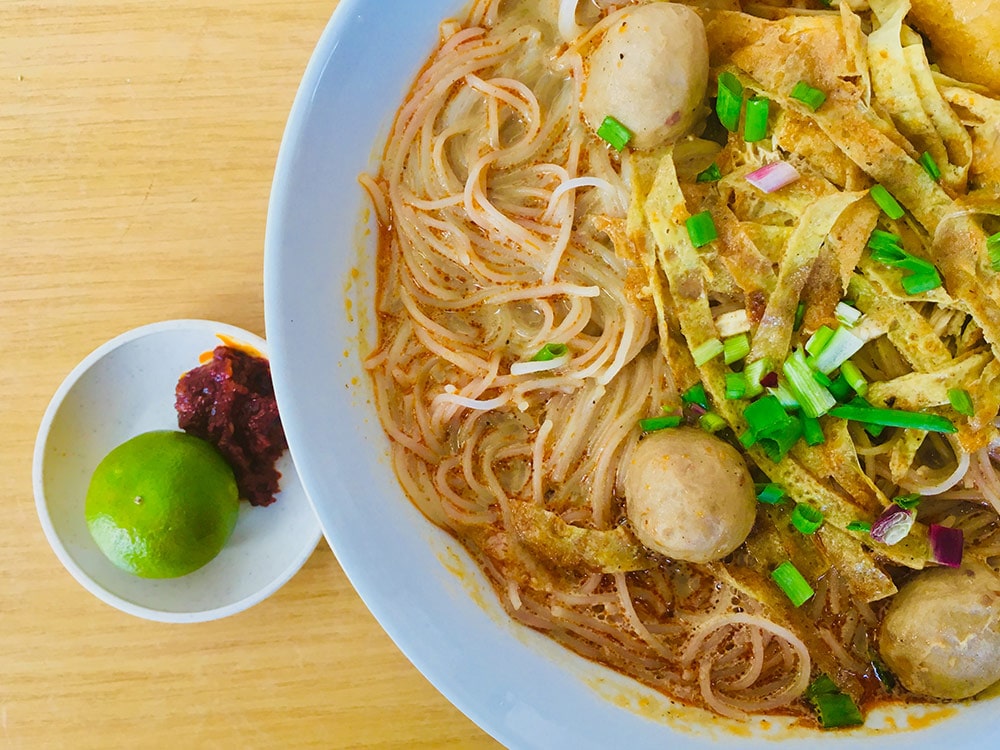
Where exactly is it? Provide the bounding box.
[263,1,1000,747]
[32,319,322,623]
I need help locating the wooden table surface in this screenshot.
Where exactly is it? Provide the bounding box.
[1,2,501,747]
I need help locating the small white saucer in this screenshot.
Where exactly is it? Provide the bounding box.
[32,319,322,623]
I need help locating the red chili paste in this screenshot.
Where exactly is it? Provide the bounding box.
[175,345,287,507]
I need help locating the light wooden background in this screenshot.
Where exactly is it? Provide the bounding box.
[0,2,501,747]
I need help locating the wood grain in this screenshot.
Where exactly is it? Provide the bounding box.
[0,2,501,747]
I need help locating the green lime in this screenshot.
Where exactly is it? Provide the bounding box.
[85,430,240,578]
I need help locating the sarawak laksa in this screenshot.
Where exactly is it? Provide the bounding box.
[361,0,1000,728]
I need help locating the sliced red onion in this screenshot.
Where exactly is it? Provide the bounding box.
[687,403,708,418]
[869,504,914,545]
[745,161,801,194]
[929,524,964,568]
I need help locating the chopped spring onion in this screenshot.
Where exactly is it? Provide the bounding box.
[867,228,904,254]
[801,414,825,446]
[840,360,868,396]
[811,696,865,729]
[699,412,727,433]
[742,358,771,398]
[871,242,938,275]
[806,675,864,729]
[929,523,964,568]
[743,96,770,142]
[835,301,862,327]
[846,520,872,533]
[596,115,632,151]
[828,373,854,402]
[783,349,836,418]
[805,325,835,358]
[742,394,789,432]
[790,80,827,111]
[771,561,815,607]
[793,301,806,332]
[867,231,944,294]
[870,504,915,545]
[894,493,921,510]
[988,231,1000,271]
[769,381,800,410]
[901,271,943,295]
[682,383,709,409]
[725,372,747,400]
[870,184,905,220]
[716,71,743,132]
[692,337,724,366]
[828,402,957,433]
[742,395,803,462]
[531,343,568,362]
[686,210,718,248]
[812,370,834,388]
[723,333,751,364]
[639,415,683,432]
[812,327,865,374]
[756,483,786,505]
[870,652,897,692]
[919,151,941,181]
[745,160,801,194]
[791,503,824,534]
[696,163,722,183]
[948,387,975,416]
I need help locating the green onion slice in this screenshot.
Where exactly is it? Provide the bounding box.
[801,414,825,446]
[716,71,743,132]
[791,502,824,534]
[901,271,943,295]
[725,372,747,400]
[699,412,726,433]
[686,210,718,248]
[742,358,770,399]
[828,373,854,402]
[870,184,905,219]
[812,694,865,728]
[840,360,868,396]
[846,520,872,533]
[783,349,836,418]
[835,301,862,327]
[805,325,835,357]
[948,387,974,416]
[692,337,724,366]
[596,115,632,151]
[531,343,568,362]
[639,415,682,433]
[723,333,751,365]
[682,383,709,409]
[743,395,803,462]
[988,232,1000,271]
[919,151,941,181]
[793,301,806,332]
[743,96,770,142]
[696,163,722,183]
[771,561,814,607]
[755,483,786,505]
[894,493,922,510]
[790,81,826,111]
[828,402,957,433]
[813,327,865,374]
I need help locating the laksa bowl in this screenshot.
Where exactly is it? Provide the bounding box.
[264,0,1000,746]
